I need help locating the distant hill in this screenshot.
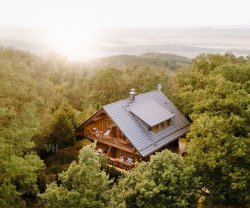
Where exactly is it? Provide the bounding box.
[86,53,191,70]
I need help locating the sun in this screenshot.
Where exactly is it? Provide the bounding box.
[48,26,97,60]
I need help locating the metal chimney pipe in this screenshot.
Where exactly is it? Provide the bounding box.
[129,89,136,102]
[157,83,162,90]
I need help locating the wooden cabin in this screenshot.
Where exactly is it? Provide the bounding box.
[76,88,190,170]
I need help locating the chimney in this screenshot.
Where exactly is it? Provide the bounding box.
[129,89,136,102]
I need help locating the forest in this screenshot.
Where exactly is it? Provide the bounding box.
[0,47,249,208]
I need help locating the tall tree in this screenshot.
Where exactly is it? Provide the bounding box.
[49,103,78,149]
[39,144,112,208]
[172,53,250,206]
[186,114,249,205]
[108,150,200,208]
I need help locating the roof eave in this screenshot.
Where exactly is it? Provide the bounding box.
[140,125,190,158]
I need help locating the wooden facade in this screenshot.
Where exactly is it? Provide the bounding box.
[76,112,141,170]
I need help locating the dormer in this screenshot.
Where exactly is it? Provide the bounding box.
[130,100,174,133]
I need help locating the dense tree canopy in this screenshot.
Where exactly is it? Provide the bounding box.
[0,48,46,207]
[172,53,250,205]
[107,150,200,208]
[0,48,249,207]
[39,144,111,208]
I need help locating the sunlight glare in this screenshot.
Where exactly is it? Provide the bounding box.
[49,26,97,60]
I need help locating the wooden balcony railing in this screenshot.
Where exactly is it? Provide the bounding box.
[96,151,135,171]
[86,130,135,153]
[108,157,135,171]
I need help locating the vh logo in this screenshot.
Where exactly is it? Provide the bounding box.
[44,144,59,152]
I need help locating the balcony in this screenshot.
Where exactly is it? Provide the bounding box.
[108,157,135,171]
[85,130,136,153]
[96,152,135,171]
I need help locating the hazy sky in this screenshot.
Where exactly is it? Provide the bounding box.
[0,0,250,29]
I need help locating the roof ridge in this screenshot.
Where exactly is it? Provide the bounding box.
[103,89,161,108]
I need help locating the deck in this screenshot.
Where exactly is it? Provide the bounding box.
[96,152,135,171]
[108,157,135,171]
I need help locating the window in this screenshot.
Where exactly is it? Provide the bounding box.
[150,119,171,133]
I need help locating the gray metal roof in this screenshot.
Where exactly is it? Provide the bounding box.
[130,100,174,127]
[103,90,190,157]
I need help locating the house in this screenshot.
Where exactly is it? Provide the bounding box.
[76,87,190,170]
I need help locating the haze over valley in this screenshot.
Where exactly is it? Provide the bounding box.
[1,26,250,60]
